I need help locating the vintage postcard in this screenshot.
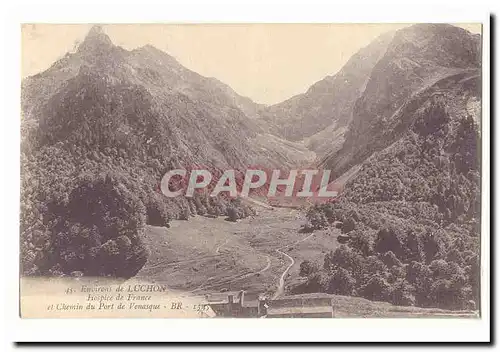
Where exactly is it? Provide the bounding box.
[20,22,485,322]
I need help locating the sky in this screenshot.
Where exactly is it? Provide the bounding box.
[21,23,482,105]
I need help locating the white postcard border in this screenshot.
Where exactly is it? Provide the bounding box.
[2,0,492,343]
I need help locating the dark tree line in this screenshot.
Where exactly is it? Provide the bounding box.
[300,98,480,310]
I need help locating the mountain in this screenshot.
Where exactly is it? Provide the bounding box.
[259,31,394,152]
[300,24,482,310]
[20,23,483,307]
[320,24,481,177]
[22,26,310,171]
[20,26,312,278]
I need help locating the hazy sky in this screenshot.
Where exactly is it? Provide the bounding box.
[21,23,481,105]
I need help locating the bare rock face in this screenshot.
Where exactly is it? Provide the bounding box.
[320,24,481,179]
[77,25,114,53]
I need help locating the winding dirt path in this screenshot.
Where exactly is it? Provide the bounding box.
[273,232,316,299]
[138,207,312,295]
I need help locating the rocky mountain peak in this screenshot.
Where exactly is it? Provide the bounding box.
[77,25,114,54]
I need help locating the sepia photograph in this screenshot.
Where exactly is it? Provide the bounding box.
[19,21,485,320]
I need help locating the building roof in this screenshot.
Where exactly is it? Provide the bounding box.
[196,291,244,304]
[272,293,336,300]
[267,306,333,315]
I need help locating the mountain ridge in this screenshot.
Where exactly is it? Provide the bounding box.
[20,22,483,308]
[320,23,481,177]
[20,26,314,278]
[299,23,481,310]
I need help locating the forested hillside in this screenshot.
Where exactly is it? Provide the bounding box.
[20,26,298,278]
[20,23,483,309]
[299,26,482,309]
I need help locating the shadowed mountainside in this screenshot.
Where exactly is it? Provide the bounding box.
[320,24,481,177]
[299,24,481,311]
[20,26,311,278]
[20,23,483,311]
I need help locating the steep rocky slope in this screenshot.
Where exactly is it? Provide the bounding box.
[22,26,309,170]
[20,26,310,278]
[320,24,481,177]
[300,24,482,310]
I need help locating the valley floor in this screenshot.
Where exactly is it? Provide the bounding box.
[134,208,478,318]
[136,207,341,300]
